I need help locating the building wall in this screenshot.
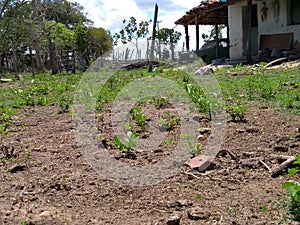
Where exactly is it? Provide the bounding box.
[228,0,300,60]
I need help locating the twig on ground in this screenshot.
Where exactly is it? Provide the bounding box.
[259,160,272,172]
[184,171,201,179]
[271,155,295,177]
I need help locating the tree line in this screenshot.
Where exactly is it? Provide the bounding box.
[0,0,113,77]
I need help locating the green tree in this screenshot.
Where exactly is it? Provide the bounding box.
[156,28,181,60]
[87,27,113,60]
[114,17,151,59]
[74,22,88,71]
[202,24,226,42]
[46,21,75,74]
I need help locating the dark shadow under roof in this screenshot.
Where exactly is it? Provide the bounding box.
[175,0,229,26]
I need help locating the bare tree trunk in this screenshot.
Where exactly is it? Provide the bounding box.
[71,41,76,74]
[246,0,252,62]
[49,38,58,75]
[29,0,44,73]
[29,46,35,78]
[11,44,21,80]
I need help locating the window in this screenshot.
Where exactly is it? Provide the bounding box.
[288,0,300,25]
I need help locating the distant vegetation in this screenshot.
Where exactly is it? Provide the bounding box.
[0,0,113,76]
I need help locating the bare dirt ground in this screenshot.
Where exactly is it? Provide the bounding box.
[0,103,300,225]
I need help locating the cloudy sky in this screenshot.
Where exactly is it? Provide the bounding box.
[70,0,212,50]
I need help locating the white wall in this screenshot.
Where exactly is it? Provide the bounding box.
[228,1,245,60]
[228,0,300,60]
[257,0,300,42]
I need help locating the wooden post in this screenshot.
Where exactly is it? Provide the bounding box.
[184,25,189,51]
[148,3,158,72]
[215,24,220,59]
[71,41,76,74]
[246,0,252,62]
[195,14,200,53]
[29,46,35,78]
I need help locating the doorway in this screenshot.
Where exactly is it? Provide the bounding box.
[242,4,258,57]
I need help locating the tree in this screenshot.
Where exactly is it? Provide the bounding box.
[0,0,30,78]
[156,28,181,60]
[202,24,226,42]
[74,22,88,71]
[46,21,74,74]
[87,27,113,60]
[114,17,151,59]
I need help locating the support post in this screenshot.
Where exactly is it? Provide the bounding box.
[215,24,220,59]
[148,3,158,72]
[246,0,252,62]
[184,25,189,51]
[195,14,200,53]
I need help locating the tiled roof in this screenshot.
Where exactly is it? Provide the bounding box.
[175,0,228,26]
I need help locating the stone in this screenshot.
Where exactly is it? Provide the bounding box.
[0,79,13,83]
[166,214,181,225]
[198,127,211,134]
[9,164,26,173]
[274,145,289,152]
[187,208,210,220]
[197,134,207,142]
[245,127,260,133]
[167,199,192,209]
[40,211,51,217]
[187,155,215,172]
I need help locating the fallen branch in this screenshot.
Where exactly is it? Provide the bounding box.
[263,57,287,71]
[259,160,272,172]
[184,171,201,180]
[271,155,295,177]
[217,149,237,160]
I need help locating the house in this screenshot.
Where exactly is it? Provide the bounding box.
[228,0,300,60]
[175,0,300,61]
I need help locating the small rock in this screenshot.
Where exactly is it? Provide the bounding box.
[9,164,26,173]
[40,210,51,217]
[187,155,215,172]
[236,129,245,133]
[166,214,181,225]
[245,127,260,133]
[0,78,13,83]
[274,145,289,152]
[195,65,213,75]
[197,134,207,142]
[187,208,210,220]
[198,128,211,134]
[167,199,192,209]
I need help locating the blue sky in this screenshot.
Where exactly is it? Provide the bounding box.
[70,0,212,49]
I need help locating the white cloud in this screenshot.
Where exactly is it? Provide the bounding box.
[70,0,213,49]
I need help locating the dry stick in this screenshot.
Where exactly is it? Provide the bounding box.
[262,57,287,70]
[217,149,237,160]
[271,156,295,177]
[259,160,272,172]
[184,171,201,179]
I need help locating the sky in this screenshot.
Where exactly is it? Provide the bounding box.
[69,0,213,50]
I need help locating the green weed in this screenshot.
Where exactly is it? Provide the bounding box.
[113,131,138,157]
[283,154,300,221]
[226,104,248,122]
[158,111,181,131]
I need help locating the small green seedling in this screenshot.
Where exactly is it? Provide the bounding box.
[114,131,138,157]
[283,154,300,221]
[226,104,248,122]
[158,111,181,131]
[183,133,202,157]
[196,193,202,201]
[130,106,149,131]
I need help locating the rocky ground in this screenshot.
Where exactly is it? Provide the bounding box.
[0,103,300,225]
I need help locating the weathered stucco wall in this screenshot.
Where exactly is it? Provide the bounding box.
[228,0,300,60]
[257,0,300,41]
[228,2,244,60]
